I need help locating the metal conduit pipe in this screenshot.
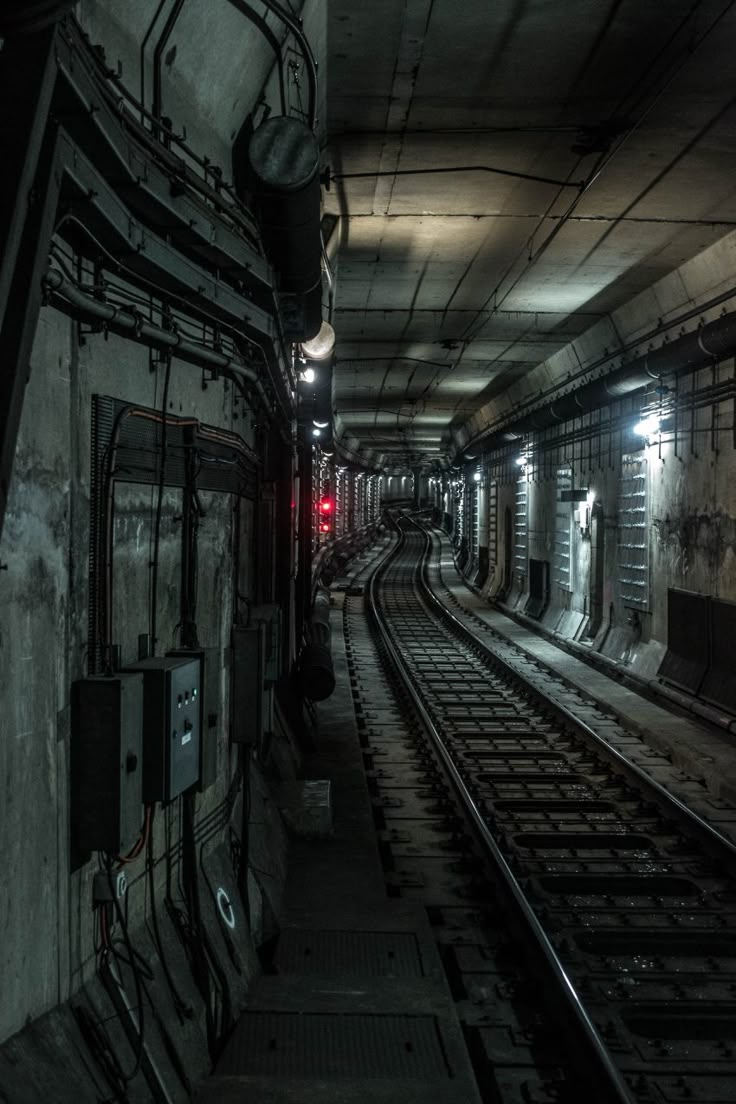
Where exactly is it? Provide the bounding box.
[140,0,168,120]
[225,0,287,116]
[43,266,275,416]
[230,0,318,131]
[152,0,187,131]
[482,308,736,450]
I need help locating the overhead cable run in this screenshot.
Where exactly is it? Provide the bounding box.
[465,308,736,458]
[450,2,736,367]
[43,266,275,419]
[326,165,586,190]
[226,0,318,130]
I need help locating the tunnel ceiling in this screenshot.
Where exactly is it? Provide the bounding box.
[323,0,736,468]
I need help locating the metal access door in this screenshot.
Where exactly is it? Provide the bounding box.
[588,502,605,637]
[503,506,513,593]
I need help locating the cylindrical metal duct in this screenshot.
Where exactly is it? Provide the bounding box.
[296,642,335,701]
[311,587,331,648]
[476,308,736,454]
[242,116,322,341]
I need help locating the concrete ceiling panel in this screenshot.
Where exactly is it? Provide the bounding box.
[82,0,736,466]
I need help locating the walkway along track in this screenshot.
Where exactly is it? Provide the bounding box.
[342,516,736,1104]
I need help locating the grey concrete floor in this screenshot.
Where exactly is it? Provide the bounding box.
[196,589,482,1103]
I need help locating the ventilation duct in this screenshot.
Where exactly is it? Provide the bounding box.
[239,115,322,343]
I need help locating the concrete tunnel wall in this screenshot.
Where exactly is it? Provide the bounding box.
[0,287,291,1044]
[4,0,736,1067]
[438,231,736,701]
[0,0,312,1046]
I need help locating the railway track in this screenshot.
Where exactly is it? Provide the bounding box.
[343,515,736,1104]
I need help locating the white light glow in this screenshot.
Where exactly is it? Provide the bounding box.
[473,471,481,483]
[301,321,335,361]
[633,415,661,438]
[312,427,321,437]
[313,419,329,429]
[515,456,527,467]
[301,367,316,384]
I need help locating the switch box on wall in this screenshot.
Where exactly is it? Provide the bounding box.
[231,625,266,746]
[125,656,201,802]
[71,674,143,855]
[167,647,221,791]
[250,604,282,683]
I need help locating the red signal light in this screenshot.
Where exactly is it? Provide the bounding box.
[318,497,334,514]
[319,521,331,534]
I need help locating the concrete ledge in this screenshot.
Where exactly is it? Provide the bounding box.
[197,1074,481,1104]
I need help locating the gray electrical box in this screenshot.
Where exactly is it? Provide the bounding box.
[231,625,265,746]
[71,674,143,854]
[167,647,221,791]
[125,656,201,802]
[251,604,282,683]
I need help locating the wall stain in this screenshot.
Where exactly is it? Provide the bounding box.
[652,511,736,575]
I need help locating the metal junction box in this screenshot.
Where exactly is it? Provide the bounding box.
[167,647,221,792]
[231,624,267,747]
[126,656,201,802]
[71,674,143,854]
[250,604,282,683]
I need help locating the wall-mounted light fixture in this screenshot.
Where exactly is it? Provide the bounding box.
[633,414,661,440]
[300,320,335,361]
[578,489,596,538]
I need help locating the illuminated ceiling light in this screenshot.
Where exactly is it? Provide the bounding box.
[312,427,321,437]
[473,471,481,483]
[633,414,661,438]
[301,367,316,384]
[300,320,335,361]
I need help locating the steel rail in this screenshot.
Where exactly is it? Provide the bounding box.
[415,519,736,867]
[367,520,636,1104]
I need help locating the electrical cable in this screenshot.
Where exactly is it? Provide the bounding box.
[149,354,172,654]
[115,806,151,865]
[253,0,318,129]
[72,1002,129,1104]
[236,745,251,920]
[330,164,586,190]
[46,259,288,432]
[67,14,257,237]
[100,855,147,1083]
[50,216,287,422]
[437,1,736,382]
[226,0,287,115]
[180,792,217,1056]
[52,215,264,356]
[140,0,169,121]
[52,238,251,360]
[145,807,195,1023]
[108,940,155,982]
